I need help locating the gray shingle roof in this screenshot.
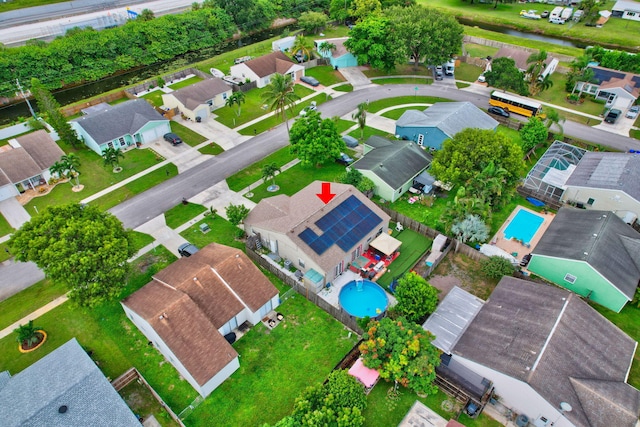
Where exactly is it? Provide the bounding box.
[565,152,640,202]
[72,99,166,144]
[532,208,640,299]
[454,277,640,427]
[396,102,498,137]
[352,138,432,189]
[0,338,139,427]
[169,78,231,110]
[15,130,64,170]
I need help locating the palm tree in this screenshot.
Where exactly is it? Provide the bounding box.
[352,102,368,140]
[261,73,300,136]
[61,153,81,188]
[14,320,44,349]
[261,162,281,190]
[291,35,313,64]
[102,147,125,171]
[225,91,246,117]
[544,108,566,135]
[318,41,336,58]
[49,161,66,179]
[526,50,548,83]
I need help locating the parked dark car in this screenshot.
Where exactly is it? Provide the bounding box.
[342,135,359,148]
[605,109,622,124]
[520,253,532,267]
[163,132,183,145]
[178,243,199,257]
[300,75,320,87]
[336,152,354,165]
[488,106,510,118]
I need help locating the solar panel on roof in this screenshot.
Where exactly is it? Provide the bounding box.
[298,195,383,255]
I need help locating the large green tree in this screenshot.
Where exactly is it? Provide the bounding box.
[344,15,398,72]
[9,204,135,307]
[30,78,82,148]
[392,271,439,323]
[290,111,345,167]
[429,128,524,188]
[360,316,440,394]
[298,11,329,34]
[388,5,463,69]
[520,116,548,154]
[485,57,529,96]
[261,73,300,135]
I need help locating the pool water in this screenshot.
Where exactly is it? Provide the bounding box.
[503,209,544,244]
[339,280,389,318]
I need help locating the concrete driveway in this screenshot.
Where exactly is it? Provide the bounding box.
[144,138,210,173]
[134,214,189,258]
[338,67,372,88]
[0,197,30,230]
[188,181,256,220]
[174,116,251,151]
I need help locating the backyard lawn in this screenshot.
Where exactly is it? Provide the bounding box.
[454,62,484,83]
[184,294,359,427]
[463,43,499,60]
[141,90,164,107]
[377,229,432,288]
[168,76,203,90]
[170,121,209,147]
[226,146,297,192]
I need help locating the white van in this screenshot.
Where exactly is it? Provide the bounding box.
[549,16,566,24]
[561,7,573,21]
[549,6,564,21]
[445,60,455,76]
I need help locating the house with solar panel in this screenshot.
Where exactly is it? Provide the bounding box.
[395,102,498,150]
[244,181,390,291]
[572,65,640,110]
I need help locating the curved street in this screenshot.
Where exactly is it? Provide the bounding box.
[109,83,640,229]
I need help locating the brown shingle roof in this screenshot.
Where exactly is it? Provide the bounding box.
[0,147,42,182]
[244,51,298,78]
[170,78,231,110]
[122,280,237,386]
[15,130,64,169]
[493,46,554,72]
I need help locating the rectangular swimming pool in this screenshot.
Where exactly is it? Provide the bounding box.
[503,209,544,244]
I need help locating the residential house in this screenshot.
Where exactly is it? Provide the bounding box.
[425,277,640,427]
[573,65,640,109]
[0,338,140,427]
[71,99,171,155]
[351,136,433,202]
[121,243,280,398]
[244,181,390,291]
[0,130,64,201]
[492,46,559,80]
[314,37,358,69]
[527,208,640,312]
[272,36,296,52]
[561,151,640,223]
[395,102,498,149]
[229,51,305,89]
[161,78,232,121]
[613,0,640,21]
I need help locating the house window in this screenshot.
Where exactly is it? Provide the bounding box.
[108,141,114,149]
[223,93,228,100]
[587,198,595,206]
[417,134,424,146]
[298,258,305,268]
[564,273,577,284]
[207,100,213,106]
[352,250,357,261]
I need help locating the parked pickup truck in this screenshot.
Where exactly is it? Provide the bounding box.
[605,109,622,124]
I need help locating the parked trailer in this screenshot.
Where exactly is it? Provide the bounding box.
[561,7,574,21]
[549,6,564,20]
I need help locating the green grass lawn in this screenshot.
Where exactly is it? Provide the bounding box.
[198,141,224,155]
[364,63,432,78]
[0,279,66,329]
[382,106,430,120]
[348,126,396,141]
[0,242,12,263]
[89,164,179,211]
[141,90,164,107]
[0,212,13,237]
[0,0,68,12]
[246,162,347,203]
[373,77,432,85]
[184,294,358,427]
[109,97,131,105]
[455,62,484,83]
[464,43,499,59]
[120,380,180,427]
[456,82,471,89]
[130,231,155,251]
[333,83,354,92]
[336,118,356,134]
[304,65,346,86]
[214,85,315,129]
[367,96,453,114]
[377,229,432,288]
[168,76,203,90]
[164,202,207,229]
[24,148,169,214]
[169,121,208,147]
[180,214,246,251]
[226,146,297,192]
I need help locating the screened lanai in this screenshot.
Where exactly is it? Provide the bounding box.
[522,141,587,202]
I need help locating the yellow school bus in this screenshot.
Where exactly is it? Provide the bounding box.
[490,91,546,118]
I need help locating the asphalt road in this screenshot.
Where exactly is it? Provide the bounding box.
[109,84,640,230]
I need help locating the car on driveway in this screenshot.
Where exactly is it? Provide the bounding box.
[434,66,443,81]
[605,109,622,124]
[488,106,510,118]
[299,101,317,116]
[336,152,354,165]
[178,243,199,257]
[626,106,639,119]
[163,132,183,145]
[300,75,320,87]
[342,135,359,148]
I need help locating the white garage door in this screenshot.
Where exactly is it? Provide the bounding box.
[0,184,19,201]
[140,123,171,143]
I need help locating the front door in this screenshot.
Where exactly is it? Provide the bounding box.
[606,93,616,107]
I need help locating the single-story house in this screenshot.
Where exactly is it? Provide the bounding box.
[395,102,498,149]
[528,208,640,312]
[0,338,140,426]
[314,37,358,69]
[492,46,559,80]
[121,243,280,398]
[612,0,640,20]
[0,130,64,201]
[161,78,232,121]
[244,181,390,291]
[561,151,640,224]
[573,65,640,109]
[229,51,304,89]
[425,277,640,427]
[71,99,171,155]
[272,36,296,52]
[351,136,433,202]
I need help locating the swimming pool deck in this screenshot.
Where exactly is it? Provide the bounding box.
[491,206,556,261]
[317,270,397,311]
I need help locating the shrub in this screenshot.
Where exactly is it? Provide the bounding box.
[480,256,516,280]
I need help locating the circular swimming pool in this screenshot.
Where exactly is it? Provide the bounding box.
[339,280,389,318]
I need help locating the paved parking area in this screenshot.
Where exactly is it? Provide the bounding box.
[0,197,30,229]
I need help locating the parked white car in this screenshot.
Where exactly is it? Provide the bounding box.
[626,106,639,119]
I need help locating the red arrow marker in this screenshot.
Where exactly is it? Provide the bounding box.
[316,182,336,204]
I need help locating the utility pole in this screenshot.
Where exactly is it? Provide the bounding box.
[16,78,37,120]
